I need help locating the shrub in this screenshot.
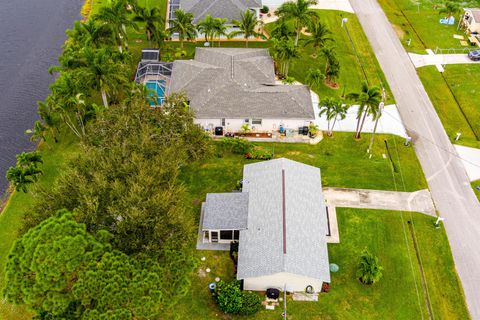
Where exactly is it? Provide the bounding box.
[245,146,273,160]
[240,292,262,315]
[309,123,319,137]
[214,281,243,314]
[260,5,269,14]
[357,249,383,285]
[220,138,253,154]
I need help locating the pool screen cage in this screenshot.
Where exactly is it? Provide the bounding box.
[134,61,173,84]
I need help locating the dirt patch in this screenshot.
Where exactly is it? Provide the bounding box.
[287,151,301,156]
[392,24,405,40]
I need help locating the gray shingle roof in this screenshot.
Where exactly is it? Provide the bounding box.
[236,158,330,283]
[181,0,262,23]
[202,193,249,230]
[168,48,314,119]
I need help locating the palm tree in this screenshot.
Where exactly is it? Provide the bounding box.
[66,20,114,48]
[269,20,295,40]
[357,249,383,285]
[6,152,43,193]
[197,15,216,42]
[320,46,340,85]
[93,0,138,52]
[346,82,382,139]
[133,6,164,46]
[305,68,324,88]
[151,27,168,54]
[213,17,228,46]
[270,37,300,77]
[37,100,60,143]
[304,21,333,50]
[319,97,348,136]
[79,47,129,109]
[439,1,461,18]
[16,152,43,168]
[275,0,319,45]
[168,9,197,49]
[25,121,47,144]
[229,10,264,47]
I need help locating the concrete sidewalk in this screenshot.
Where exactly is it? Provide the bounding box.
[454,144,480,181]
[324,188,436,216]
[409,52,480,69]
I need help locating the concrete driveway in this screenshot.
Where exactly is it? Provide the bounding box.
[409,52,480,68]
[324,188,436,216]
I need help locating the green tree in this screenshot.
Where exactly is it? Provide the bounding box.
[197,14,216,42]
[25,120,48,144]
[214,280,243,314]
[306,68,325,88]
[319,97,348,136]
[320,45,340,85]
[66,19,114,48]
[168,9,197,49]
[275,0,319,45]
[357,249,384,285]
[346,82,382,139]
[133,6,164,46]
[240,292,262,315]
[229,10,264,47]
[37,100,60,143]
[269,20,296,40]
[213,17,228,46]
[6,152,43,192]
[304,21,333,50]
[270,37,300,77]
[439,1,462,18]
[93,0,138,52]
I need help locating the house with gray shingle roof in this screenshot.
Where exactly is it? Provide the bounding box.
[198,158,330,293]
[169,0,263,23]
[168,48,315,134]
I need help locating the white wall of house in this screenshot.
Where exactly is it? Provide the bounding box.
[463,10,480,33]
[242,272,326,293]
[195,118,312,132]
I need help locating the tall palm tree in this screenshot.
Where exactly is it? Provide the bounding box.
[229,10,264,47]
[269,20,296,40]
[304,21,333,50]
[16,152,43,168]
[357,249,383,285]
[168,9,197,49]
[79,48,129,109]
[37,100,60,143]
[275,0,319,45]
[346,82,382,139]
[319,97,348,136]
[152,27,168,53]
[197,15,216,42]
[133,6,164,46]
[213,17,228,46]
[6,152,43,193]
[93,0,138,52]
[270,37,300,77]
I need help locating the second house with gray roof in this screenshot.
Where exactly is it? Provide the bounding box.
[167,47,315,134]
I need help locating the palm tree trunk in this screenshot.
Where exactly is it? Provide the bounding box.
[180,39,184,49]
[354,107,363,139]
[245,36,249,48]
[327,119,331,136]
[356,107,369,139]
[295,29,300,46]
[330,117,338,136]
[101,89,109,109]
[368,116,380,152]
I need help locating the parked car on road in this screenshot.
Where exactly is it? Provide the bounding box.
[468,50,480,61]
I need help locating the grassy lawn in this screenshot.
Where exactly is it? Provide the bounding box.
[0,135,79,319]
[172,209,469,319]
[378,0,480,148]
[472,180,480,201]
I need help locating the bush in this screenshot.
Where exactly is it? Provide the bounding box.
[214,281,243,314]
[357,249,383,285]
[220,138,253,154]
[260,5,269,14]
[245,146,273,160]
[214,281,262,316]
[240,292,262,315]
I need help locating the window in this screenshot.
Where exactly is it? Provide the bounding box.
[234,230,240,240]
[221,118,226,126]
[220,230,233,240]
[244,118,250,123]
[252,119,262,125]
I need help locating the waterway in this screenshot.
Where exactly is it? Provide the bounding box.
[0,0,83,194]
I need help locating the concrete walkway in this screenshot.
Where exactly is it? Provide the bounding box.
[324,188,436,216]
[454,144,480,181]
[409,51,480,70]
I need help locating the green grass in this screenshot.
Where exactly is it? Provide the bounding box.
[0,134,79,319]
[472,180,480,201]
[173,209,469,319]
[181,133,428,195]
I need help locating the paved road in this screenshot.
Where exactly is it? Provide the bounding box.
[323,188,435,216]
[349,0,480,318]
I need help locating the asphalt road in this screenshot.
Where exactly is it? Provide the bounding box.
[348,0,480,318]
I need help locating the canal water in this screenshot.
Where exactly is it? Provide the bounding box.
[0,0,83,194]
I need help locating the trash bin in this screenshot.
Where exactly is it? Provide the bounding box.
[208,282,216,293]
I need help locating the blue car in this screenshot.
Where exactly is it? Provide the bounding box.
[468,50,480,61]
